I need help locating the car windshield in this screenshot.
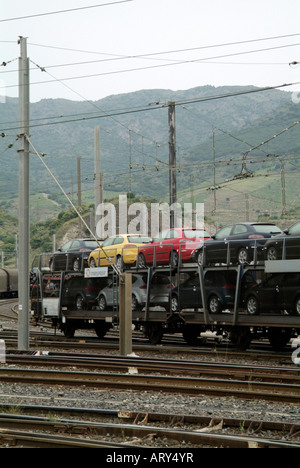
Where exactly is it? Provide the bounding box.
[183,229,210,239]
[252,225,281,234]
[128,236,151,244]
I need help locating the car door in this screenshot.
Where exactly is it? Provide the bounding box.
[100,237,115,265]
[55,240,73,270]
[285,222,300,259]
[282,274,300,311]
[228,224,249,262]
[66,240,81,270]
[113,236,124,261]
[150,230,169,265]
[160,230,180,264]
[208,226,233,263]
[180,274,202,309]
[258,274,285,312]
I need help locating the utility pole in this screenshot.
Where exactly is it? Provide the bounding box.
[77,156,82,236]
[18,36,30,351]
[94,126,102,234]
[212,128,217,214]
[129,130,132,193]
[281,160,287,216]
[168,101,177,228]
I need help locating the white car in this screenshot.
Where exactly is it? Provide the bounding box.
[97,274,172,311]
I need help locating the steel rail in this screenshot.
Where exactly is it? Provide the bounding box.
[0,367,299,403]
[0,413,299,449]
[6,352,300,384]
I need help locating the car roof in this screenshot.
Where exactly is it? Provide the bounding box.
[232,222,277,226]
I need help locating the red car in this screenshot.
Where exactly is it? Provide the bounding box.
[137,228,211,267]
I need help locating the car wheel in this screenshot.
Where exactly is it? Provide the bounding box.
[63,320,75,339]
[98,295,107,311]
[116,255,123,270]
[138,253,146,269]
[246,296,259,315]
[295,297,300,316]
[144,323,163,345]
[238,248,249,265]
[170,250,179,267]
[75,295,85,310]
[90,258,97,268]
[196,250,204,266]
[208,295,220,314]
[266,246,278,261]
[49,259,54,272]
[132,295,141,312]
[73,258,81,272]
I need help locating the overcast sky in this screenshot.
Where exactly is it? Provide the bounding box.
[1,0,300,102]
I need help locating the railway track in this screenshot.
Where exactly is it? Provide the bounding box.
[0,328,296,365]
[0,405,299,448]
[6,351,300,384]
[0,357,299,403]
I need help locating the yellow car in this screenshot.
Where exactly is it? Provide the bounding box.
[88,234,152,269]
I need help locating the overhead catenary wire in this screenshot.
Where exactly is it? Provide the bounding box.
[26,135,121,276]
[1,80,300,133]
[0,0,134,23]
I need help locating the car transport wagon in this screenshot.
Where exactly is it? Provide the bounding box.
[31,252,300,351]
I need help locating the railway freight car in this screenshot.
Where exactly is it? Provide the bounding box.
[0,268,18,298]
[30,251,300,351]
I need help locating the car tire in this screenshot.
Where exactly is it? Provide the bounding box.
[138,253,146,269]
[266,246,278,261]
[196,250,204,266]
[75,295,85,310]
[98,295,107,311]
[132,295,141,312]
[170,250,179,267]
[208,295,220,314]
[73,258,81,272]
[237,248,249,265]
[295,297,300,316]
[246,296,259,315]
[116,255,123,270]
[90,258,97,268]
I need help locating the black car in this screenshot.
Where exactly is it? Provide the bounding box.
[50,238,100,272]
[171,270,253,314]
[264,221,300,261]
[245,273,300,316]
[193,223,282,266]
[61,275,108,310]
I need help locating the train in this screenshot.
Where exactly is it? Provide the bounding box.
[30,252,300,352]
[0,268,18,299]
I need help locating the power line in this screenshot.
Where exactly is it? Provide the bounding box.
[0,0,134,23]
[27,31,300,56]
[2,41,300,87]
[1,81,299,133]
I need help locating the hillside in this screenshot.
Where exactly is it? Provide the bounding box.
[0,85,295,215]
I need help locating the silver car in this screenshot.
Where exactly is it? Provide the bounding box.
[97,274,171,312]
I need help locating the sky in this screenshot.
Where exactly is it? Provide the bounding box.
[0,0,300,103]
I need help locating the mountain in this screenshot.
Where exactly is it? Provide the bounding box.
[0,85,298,222]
